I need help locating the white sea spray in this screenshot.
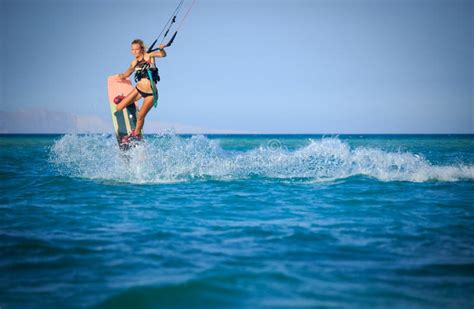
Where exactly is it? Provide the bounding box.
[49,134,474,184]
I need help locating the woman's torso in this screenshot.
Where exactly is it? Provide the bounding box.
[134,57,158,92]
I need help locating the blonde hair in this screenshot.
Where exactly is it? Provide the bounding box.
[131,39,146,52]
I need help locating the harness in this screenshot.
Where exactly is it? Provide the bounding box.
[134,59,159,107]
[134,60,160,83]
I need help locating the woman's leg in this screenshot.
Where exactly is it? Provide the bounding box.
[116,88,141,111]
[135,96,155,134]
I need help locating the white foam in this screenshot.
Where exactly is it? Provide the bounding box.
[49,134,474,184]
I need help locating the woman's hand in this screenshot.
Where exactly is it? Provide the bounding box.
[117,73,128,81]
[159,44,165,50]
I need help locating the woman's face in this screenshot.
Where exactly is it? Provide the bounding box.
[131,43,142,57]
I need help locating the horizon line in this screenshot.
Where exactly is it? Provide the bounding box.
[1,133,473,136]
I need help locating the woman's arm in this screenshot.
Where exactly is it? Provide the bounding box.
[117,60,136,79]
[148,44,167,58]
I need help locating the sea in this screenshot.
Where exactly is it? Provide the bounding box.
[1,133,473,308]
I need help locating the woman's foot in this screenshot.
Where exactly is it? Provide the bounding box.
[121,129,142,144]
[113,95,125,104]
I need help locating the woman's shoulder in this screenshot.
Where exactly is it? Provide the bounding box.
[143,53,153,61]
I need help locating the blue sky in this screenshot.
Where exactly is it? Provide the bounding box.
[1,0,472,133]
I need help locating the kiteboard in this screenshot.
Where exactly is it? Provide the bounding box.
[107,75,141,150]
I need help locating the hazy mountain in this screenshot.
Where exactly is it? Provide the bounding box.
[0,108,252,134]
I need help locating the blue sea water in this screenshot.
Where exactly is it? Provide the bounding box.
[1,133,473,308]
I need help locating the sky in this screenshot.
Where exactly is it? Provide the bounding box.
[1,0,473,133]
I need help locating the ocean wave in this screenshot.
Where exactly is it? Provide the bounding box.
[48,134,474,184]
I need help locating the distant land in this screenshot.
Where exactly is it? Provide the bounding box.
[1,109,472,135]
[0,109,253,134]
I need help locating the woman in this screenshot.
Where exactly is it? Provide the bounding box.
[115,39,167,143]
